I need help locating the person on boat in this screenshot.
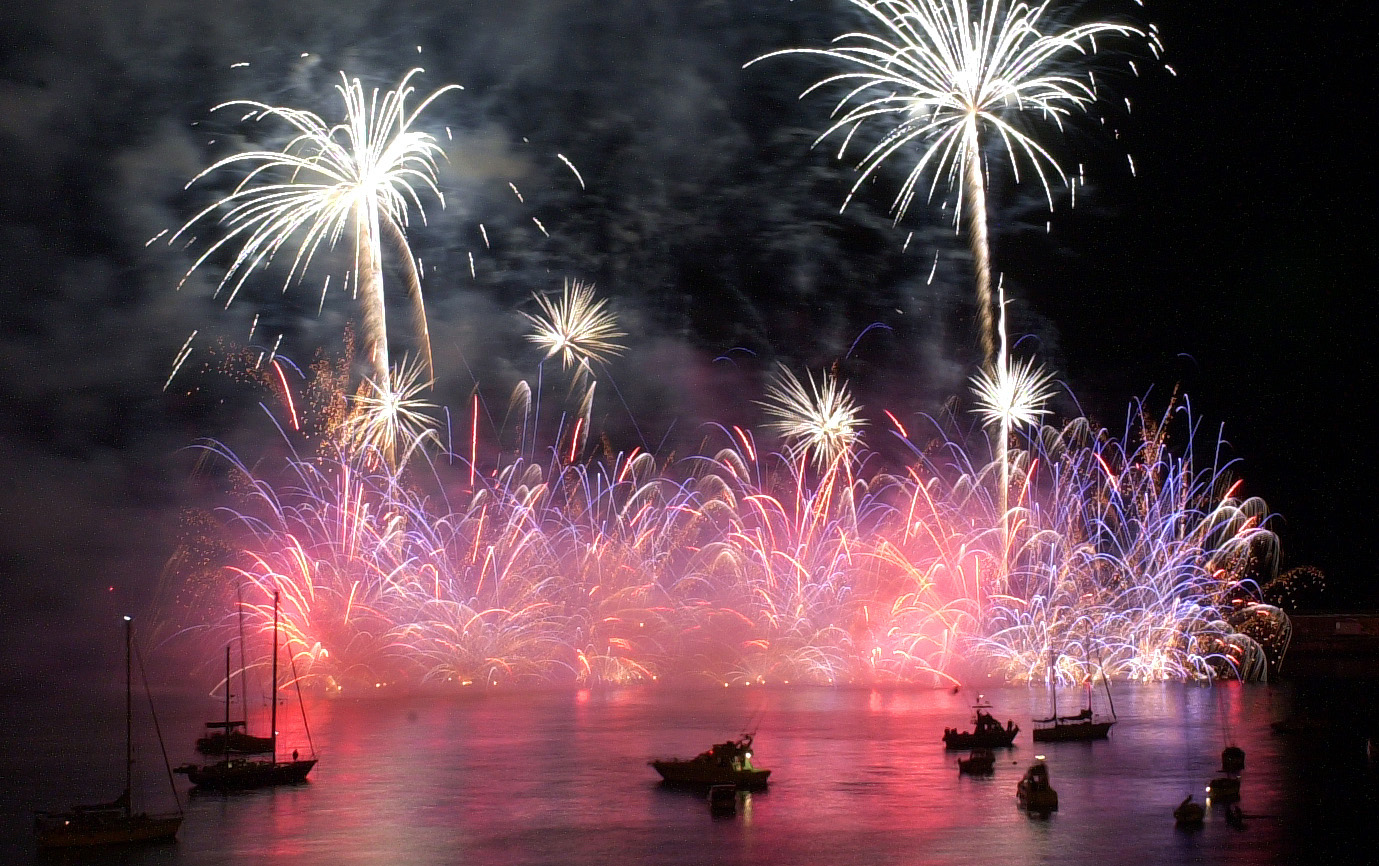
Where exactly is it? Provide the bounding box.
[1006,719,1015,732]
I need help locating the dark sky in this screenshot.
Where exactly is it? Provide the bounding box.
[0,0,1372,682]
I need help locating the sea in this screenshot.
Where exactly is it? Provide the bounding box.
[4,679,1376,866]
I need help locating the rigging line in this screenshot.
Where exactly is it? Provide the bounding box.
[288,639,316,756]
[135,638,183,813]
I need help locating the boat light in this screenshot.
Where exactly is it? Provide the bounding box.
[1035,755,1046,761]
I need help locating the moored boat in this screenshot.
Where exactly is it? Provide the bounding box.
[196,723,274,756]
[707,784,738,815]
[958,746,996,775]
[1173,795,1205,826]
[34,617,183,849]
[1016,758,1058,812]
[1031,706,1115,742]
[650,733,770,790]
[1207,775,1240,802]
[175,591,317,791]
[943,696,1019,750]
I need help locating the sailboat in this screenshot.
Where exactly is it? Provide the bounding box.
[34,616,183,848]
[195,645,272,755]
[1032,649,1117,743]
[175,591,317,790]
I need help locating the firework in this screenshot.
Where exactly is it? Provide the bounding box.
[758,365,865,470]
[522,279,627,372]
[749,0,1147,363]
[170,373,1280,692]
[970,355,1056,431]
[342,355,440,467]
[172,68,461,396]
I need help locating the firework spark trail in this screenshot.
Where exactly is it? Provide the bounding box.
[748,0,1146,364]
[173,369,1278,692]
[172,68,461,401]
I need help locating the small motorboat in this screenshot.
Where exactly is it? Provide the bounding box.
[707,785,737,815]
[1173,795,1205,827]
[1207,775,1240,802]
[958,747,996,775]
[943,696,1019,750]
[1221,745,1245,774]
[650,733,770,790]
[1016,759,1058,812]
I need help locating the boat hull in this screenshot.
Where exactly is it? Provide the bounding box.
[34,813,182,848]
[176,758,317,790]
[943,728,1018,750]
[1207,776,1240,801]
[1032,721,1114,742]
[1017,787,1059,812]
[651,761,770,790]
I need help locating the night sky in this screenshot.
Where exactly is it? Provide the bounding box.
[0,0,1371,684]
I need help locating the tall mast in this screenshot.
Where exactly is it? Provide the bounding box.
[224,644,232,760]
[237,583,248,739]
[124,615,133,815]
[270,591,278,767]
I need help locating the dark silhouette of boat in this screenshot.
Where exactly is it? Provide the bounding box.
[34,617,183,848]
[1016,759,1058,812]
[943,696,1019,749]
[196,723,274,756]
[176,591,317,790]
[1207,775,1240,802]
[707,784,738,815]
[958,746,996,774]
[1032,704,1115,742]
[195,584,274,756]
[1032,664,1117,742]
[1174,794,1205,826]
[1221,745,1245,774]
[650,733,770,790]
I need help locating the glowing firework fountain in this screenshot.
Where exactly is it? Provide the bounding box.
[163,28,1289,692]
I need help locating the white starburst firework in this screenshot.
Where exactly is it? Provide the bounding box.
[344,356,440,466]
[522,279,626,371]
[760,365,865,468]
[970,356,1056,431]
[750,0,1148,363]
[173,68,461,393]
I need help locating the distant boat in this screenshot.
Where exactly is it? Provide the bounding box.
[1173,795,1205,826]
[1207,775,1240,802]
[34,617,183,848]
[958,746,996,775]
[195,724,274,756]
[943,696,1019,749]
[176,591,317,790]
[1221,745,1246,774]
[650,733,770,790]
[1033,650,1117,743]
[707,784,738,815]
[196,584,273,756]
[1016,759,1058,812]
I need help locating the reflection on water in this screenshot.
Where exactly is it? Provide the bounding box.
[5,681,1377,865]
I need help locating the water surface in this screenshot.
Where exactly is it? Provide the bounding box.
[6,680,1376,865]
